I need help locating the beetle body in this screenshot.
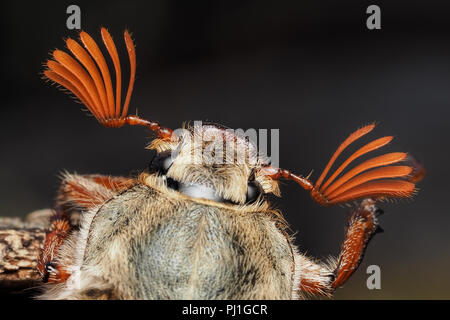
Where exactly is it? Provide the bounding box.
[38,28,424,299]
[42,178,297,299]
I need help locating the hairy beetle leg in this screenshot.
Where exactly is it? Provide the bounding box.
[332,198,381,289]
[296,198,381,296]
[37,209,71,283]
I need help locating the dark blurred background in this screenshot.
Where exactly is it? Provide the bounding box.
[1,0,449,299]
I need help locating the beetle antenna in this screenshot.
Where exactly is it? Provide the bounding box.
[43,27,175,141]
[261,124,423,206]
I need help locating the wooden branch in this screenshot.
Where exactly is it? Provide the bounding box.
[0,210,51,296]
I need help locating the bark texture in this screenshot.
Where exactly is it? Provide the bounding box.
[0,210,51,296]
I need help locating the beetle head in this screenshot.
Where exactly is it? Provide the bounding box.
[147,123,279,205]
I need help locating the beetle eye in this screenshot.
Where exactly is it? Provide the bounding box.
[149,151,175,174]
[246,180,262,204]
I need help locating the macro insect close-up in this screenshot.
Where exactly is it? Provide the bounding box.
[28,27,426,300]
[1,1,448,306]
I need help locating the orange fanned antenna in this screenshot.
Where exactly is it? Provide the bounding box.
[43,28,175,140]
[262,124,424,206]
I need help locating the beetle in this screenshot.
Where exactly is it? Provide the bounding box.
[37,27,425,299]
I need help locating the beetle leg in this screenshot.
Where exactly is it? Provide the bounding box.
[37,208,71,283]
[297,198,381,296]
[332,198,381,289]
[38,173,137,283]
